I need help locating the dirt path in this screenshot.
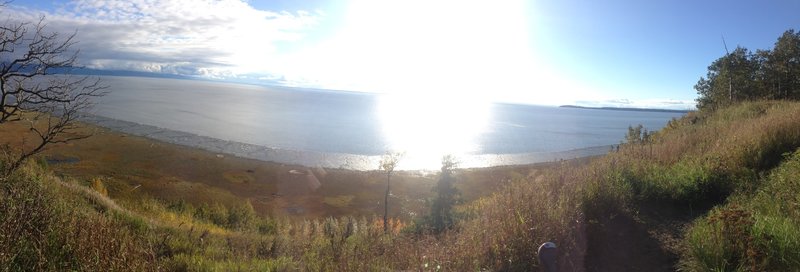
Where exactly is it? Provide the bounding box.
[57,178,163,227]
[584,209,679,271]
[582,198,718,271]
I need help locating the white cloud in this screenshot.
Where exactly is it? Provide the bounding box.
[6,0,320,78]
[3,1,695,108]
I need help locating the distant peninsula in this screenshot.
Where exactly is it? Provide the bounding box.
[559,105,693,114]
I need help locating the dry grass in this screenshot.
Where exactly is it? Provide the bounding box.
[3,100,800,271]
[581,100,800,270]
[0,161,159,271]
[0,150,585,271]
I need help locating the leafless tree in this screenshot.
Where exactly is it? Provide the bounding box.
[1,11,106,176]
[379,152,402,234]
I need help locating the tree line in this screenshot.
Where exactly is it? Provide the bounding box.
[695,29,800,110]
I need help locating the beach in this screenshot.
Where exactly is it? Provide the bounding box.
[1,119,570,219]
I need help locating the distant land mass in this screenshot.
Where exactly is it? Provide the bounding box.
[560,105,693,113]
[56,67,201,80]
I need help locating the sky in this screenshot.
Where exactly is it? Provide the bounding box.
[6,0,800,109]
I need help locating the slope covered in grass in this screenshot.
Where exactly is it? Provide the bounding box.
[581,100,800,270]
[0,158,583,271]
[683,150,800,271]
[2,100,800,271]
[0,162,158,271]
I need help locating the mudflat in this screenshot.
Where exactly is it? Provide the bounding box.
[1,120,567,220]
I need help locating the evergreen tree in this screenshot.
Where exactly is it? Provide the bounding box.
[428,155,460,233]
[767,30,800,99]
[694,47,759,110]
[695,29,800,110]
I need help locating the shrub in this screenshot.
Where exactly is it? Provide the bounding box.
[683,205,763,271]
[227,201,256,231]
[90,177,108,196]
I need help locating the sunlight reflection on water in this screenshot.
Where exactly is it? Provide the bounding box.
[86,76,686,171]
[82,113,615,171]
[377,94,491,170]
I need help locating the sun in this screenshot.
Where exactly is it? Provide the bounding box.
[377,93,492,170]
[281,0,538,97]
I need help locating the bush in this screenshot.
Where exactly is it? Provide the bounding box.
[90,177,108,196]
[195,202,229,227]
[683,205,762,271]
[227,201,256,231]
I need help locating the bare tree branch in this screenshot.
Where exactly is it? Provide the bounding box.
[0,11,107,177]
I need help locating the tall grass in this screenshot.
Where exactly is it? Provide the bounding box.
[682,149,800,271]
[3,100,800,271]
[0,161,158,271]
[573,100,800,270]
[1,154,585,270]
[594,101,800,208]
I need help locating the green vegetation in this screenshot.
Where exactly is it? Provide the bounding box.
[4,25,800,268]
[0,162,156,271]
[588,100,800,270]
[416,155,462,233]
[1,149,582,270]
[4,100,800,270]
[683,150,800,271]
[695,29,800,111]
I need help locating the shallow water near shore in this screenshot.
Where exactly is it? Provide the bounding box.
[86,76,686,170]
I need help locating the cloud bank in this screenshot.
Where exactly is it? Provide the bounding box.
[4,1,697,109]
[7,0,319,80]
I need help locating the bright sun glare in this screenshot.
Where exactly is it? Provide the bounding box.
[378,94,492,169]
[250,0,578,168]
[292,0,533,168]
[281,0,540,98]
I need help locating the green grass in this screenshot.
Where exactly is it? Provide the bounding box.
[3,100,800,271]
[681,150,800,271]
[562,100,800,270]
[592,101,800,207]
[0,161,158,271]
[0,154,582,270]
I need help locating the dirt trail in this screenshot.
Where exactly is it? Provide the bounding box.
[585,213,677,271]
[582,199,717,271]
[56,178,162,228]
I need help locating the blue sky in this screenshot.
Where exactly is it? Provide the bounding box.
[8,0,800,109]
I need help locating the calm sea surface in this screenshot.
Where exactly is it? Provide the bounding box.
[87,76,687,170]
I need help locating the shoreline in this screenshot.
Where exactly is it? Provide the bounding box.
[80,113,613,171]
[3,115,602,219]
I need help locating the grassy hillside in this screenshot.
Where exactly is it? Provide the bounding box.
[582,100,800,270]
[1,156,585,271]
[2,100,800,271]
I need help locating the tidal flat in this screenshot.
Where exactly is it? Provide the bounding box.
[0,120,579,220]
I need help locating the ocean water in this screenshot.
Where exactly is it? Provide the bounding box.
[87,76,687,170]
